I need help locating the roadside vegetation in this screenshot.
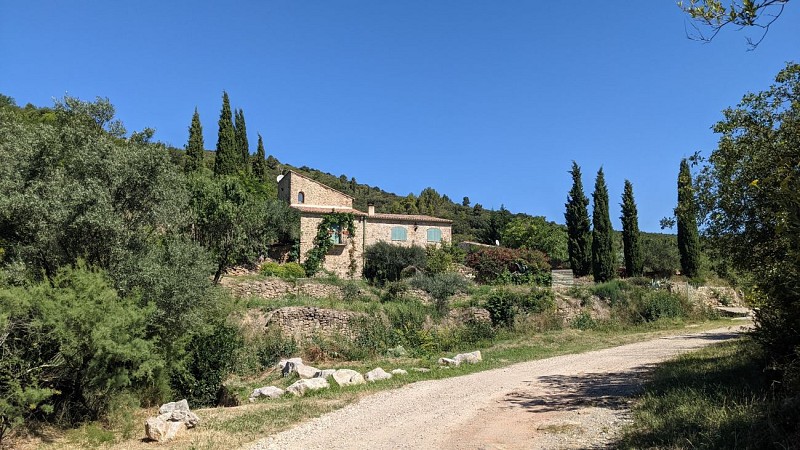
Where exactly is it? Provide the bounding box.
[619,338,800,449]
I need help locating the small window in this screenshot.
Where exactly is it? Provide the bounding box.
[298,192,305,204]
[427,228,442,243]
[391,226,407,241]
[330,225,342,245]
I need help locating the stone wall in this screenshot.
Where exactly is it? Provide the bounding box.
[667,282,743,307]
[265,306,363,339]
[298,214,365,279]
[226,278,344,299]
[365,218,452,248]
[279,171,353,208]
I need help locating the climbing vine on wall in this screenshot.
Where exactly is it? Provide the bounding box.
[303,212,356,276]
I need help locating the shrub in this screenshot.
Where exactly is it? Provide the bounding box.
[425,241,465,274]
[0,263,160,435]
[571,311,597,330]
[484,289,522,326]
[171,321,242,407]
[641,290,686,321]
[408,273,471,314]
[591,279,629,305]
[465,247,550,285]
[340,281,364,301]
[363,242,426,284]
[260,261,306,279]
[520,287,556,313]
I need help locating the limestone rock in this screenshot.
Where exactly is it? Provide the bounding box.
[145,417,186,443]
[249,386,285,400]
[412,367,431,373]
[454,351,482,365]
[438,357,459,366]
[391,369,408,375]
[286,378,330,396]
[159,399,190,415]
[332,369,365,387]
[365,367,392,382]
[277,357,303,370]
[315,369,337,379]
[296,363,321,379]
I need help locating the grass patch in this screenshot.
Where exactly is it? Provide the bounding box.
[617,337,800,449]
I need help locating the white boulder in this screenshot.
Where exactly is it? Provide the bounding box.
[249,386,285,400]
[438,357,460,366]
[365,367,392,382]
[332,369,365,387]
[315,369,337,379]
[286,378,330,396]
[391,369,408,375]
[454,351,482,365]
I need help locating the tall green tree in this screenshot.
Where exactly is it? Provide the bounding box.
[620,180,643,277]
[591,168,616,282]
[697,63,800,370]
[252,133,267,182]
[565,162,592,276]
[676,159,700,278]
[502,216,568,268]
[185,108,204,173]
[234,108,250,172]
[213,91,237,177]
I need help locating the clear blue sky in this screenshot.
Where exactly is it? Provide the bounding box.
[2,2,797,231]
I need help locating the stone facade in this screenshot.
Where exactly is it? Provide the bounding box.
[278,171,453,278]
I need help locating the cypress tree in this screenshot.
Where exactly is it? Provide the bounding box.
[565,161,592,277]
[676,159,701,278]
[234,108,250,172]
[214,91,237,176]
[185,108,204,173]
[591,168,616,282]
[252,133,267,182]
[620,180,643,277]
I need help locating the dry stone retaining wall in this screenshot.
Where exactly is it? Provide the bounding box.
[265,306,363,339]
[225,278,344,300]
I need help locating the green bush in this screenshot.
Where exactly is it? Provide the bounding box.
[363,242,426,284]
[591,279,629,305]
[465,247,551,285]
[520,287,556,313]
[484,289,522,326]
[0,263,160,435]
[260,262,306,279]
[171,321,242,407]
[641,290,686,321]
[425,241,465,274]
[408,273,471,314]
[571,311,597,330]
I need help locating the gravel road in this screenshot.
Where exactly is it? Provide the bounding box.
[247,325,748,450]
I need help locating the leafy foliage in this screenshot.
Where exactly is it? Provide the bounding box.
[502,216,568,268]
[0,263,159,432]
[363,241,426,284]
[565,162,592,276]
[620,180,643,277]
[696,62,800,386]
[252,133,267,182]
[591,168,616,282]
[424,241,465,274]
[465,246,550,285]
[303,213,356,277]
[234,108,250,173]
[260,262,306,279]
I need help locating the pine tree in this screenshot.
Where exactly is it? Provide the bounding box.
[620,180,643,277]
[676,158,701,278]
[214,91,238,176]
[185,108,204,173]
[252,133,267,182]
[565,162,592,277]
[234,108,250,172]
[591,168,616,282]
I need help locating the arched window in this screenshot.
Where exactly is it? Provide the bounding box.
[391,226,407,242]
[427,228,442,243]
[298,191,305,204]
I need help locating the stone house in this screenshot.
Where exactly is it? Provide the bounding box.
[277,170,452,278]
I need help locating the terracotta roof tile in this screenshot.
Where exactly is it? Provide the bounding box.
[368,213,452,223]
[292,206,368,216]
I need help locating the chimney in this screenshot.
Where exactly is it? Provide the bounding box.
[367,203,375,216]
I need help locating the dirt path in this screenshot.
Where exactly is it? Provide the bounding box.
[247,325,748,450]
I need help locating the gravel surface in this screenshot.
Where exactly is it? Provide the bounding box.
[246,325,748,450]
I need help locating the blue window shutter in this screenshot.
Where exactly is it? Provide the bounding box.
[427,228,441,242]
[391,226,407,241]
